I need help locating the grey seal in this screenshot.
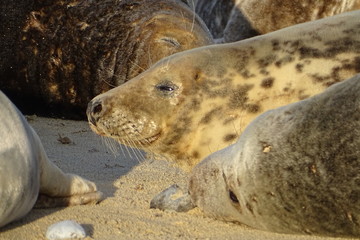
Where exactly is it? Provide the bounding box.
[153,73,360,237]
[0,0,213,118]
[188,73,360,237]
[195,0,360,42]
[87,11,360,169]
[0,91,103,228]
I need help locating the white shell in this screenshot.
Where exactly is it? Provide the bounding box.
[46,220,86,240]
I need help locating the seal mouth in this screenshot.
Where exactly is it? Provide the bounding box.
[137,132,161,146]
[88,121,161,147]
[88,122,105,136]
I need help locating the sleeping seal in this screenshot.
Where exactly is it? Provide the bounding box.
[195,0,360,42]
[0,0,213,118]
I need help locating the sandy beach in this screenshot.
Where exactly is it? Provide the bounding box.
[0,116,355,240]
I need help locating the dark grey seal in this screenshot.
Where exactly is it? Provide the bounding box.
[0,0,213,118]
[195,0,360,42]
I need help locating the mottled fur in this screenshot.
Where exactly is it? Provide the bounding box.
[189,74,360,237]
[87,11,360,170]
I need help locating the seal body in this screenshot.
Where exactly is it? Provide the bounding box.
[189,73,360,237]
[196,0,360,42]
[0,0,213,118]
[87,11,360,169]
[0,91,102,228]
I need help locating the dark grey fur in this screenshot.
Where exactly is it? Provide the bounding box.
[0,0,212,118]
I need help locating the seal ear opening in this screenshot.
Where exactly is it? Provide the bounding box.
[193,69,203,82]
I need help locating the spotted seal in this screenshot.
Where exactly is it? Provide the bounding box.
[0,0,213,119]
[195,0,360,42]
[87,11,360,170]
[0,91,103,228]
[153,74,360,237]
[187,74,360,237]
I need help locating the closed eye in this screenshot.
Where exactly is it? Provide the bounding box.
[160,37,180,48]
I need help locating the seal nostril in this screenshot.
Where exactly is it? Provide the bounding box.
[229,190,239,203]
[90,116,97,127]
[92,102,103,115]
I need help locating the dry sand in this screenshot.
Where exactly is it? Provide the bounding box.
[0,116,356,240]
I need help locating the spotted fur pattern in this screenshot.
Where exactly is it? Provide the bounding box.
[88,11,360,170]
[189,73,360,237]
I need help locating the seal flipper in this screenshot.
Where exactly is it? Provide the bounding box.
[150,184,195,212]
[34,128,103,207]
[34,192,103,208]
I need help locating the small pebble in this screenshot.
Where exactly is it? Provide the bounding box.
[46,220,86,240]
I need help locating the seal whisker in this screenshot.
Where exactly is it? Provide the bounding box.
[233,109,246,138]
[112,72,131,85]
[189,0,195,33]
[207,144,213,155]
[133,140,147,162]
[122,138,134,159]
[162,57,171,72]
[179,11,186,31]
[128,138,146,163]
[124,138,143,163]
[129,59,147,73]
[118,141,127,159]
[147,45,154,69]
[101,78,117,88]
[101,136,120,156]
[131,129,156,162]
[230,122,240,141]
[121,139,134,160]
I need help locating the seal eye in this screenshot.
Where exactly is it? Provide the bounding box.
[157,85,175,92]
[155,81,178,96]
[160,37,180,48]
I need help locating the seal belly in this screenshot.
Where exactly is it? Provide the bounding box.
[0,91,39,228]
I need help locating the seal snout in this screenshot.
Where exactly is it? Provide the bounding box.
[86,99,104,126]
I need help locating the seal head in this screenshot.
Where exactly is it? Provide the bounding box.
[88,10,360,169]
[189,74,360,237]
[0,0,213,118]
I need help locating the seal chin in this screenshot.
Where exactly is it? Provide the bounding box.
[88,122,104,136]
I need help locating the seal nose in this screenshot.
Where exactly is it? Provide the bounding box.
[86,100,103,126]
